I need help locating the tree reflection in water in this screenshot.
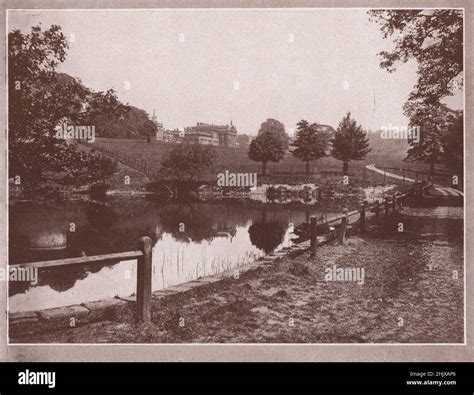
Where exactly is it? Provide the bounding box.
[248,208,287,253]
[11,201,158,294]
[10,199,329,300]
[159,203,237,243]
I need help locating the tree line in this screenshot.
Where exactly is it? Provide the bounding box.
[248,114,371,176]
[247,10,464,179]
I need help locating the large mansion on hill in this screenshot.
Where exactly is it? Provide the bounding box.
[184,122,238,147]
[152,110,239,147]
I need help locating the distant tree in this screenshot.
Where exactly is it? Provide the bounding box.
[248,119,288,175]
[292,120,331,174]
[331,113,371,175]
[237,134,251,148]
[249,133,284,176]
[91,105,151,139]
[257,118,290,150]
[141,119,157,143]
[160,142,217,182]
[88,154,118,185]
[82,89,128,126]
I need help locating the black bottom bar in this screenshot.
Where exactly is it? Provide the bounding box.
[0,363,473,394]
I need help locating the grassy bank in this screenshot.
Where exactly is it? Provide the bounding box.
[92,137,435,182]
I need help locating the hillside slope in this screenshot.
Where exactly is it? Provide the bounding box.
[91,134,431,181]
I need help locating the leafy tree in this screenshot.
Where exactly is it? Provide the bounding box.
[8,24,125,191]
[368,10,462,102]
[141,120,157,143]
[237,134,251,148]
[160,142,217,182]
[369,10,463,173]
[83,89,128,126]
[331,113,371,174]
[292,120,331,174]
[55,149,117,188]
[441,110,463,177]
[403,101,457,176]
[257,118,289,150]
[87,154,118,185]
[91,105,152,139]
[248,119,288,175]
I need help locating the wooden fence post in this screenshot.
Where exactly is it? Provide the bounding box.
[420,184,426,198]
[360,201,367,232]
[374,200,380,221]
[384,197,390,218]
[137,236,153,323]
[310,216,317,258]
[339,208,348,245]
[329,227,336,242]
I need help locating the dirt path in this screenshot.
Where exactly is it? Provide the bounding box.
[14,210,463,344]
[365,164,463,196]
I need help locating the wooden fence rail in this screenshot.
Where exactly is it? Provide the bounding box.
[10,236,154,324]
[308,182,430,252]
[384,166,452,178]
[82,142,160,180]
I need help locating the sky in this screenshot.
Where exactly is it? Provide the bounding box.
[8,9,463,136]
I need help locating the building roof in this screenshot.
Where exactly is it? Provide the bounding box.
[190,122,237,134]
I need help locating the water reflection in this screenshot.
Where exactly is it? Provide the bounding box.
[159,204,236,243]
[248,208,287,253]
[9,198,344,312]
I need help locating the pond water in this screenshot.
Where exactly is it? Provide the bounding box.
[9,196,352,312]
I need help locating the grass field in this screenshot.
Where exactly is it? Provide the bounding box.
[92,136,444,186]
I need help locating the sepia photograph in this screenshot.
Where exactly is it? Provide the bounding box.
[4,5,465,348]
